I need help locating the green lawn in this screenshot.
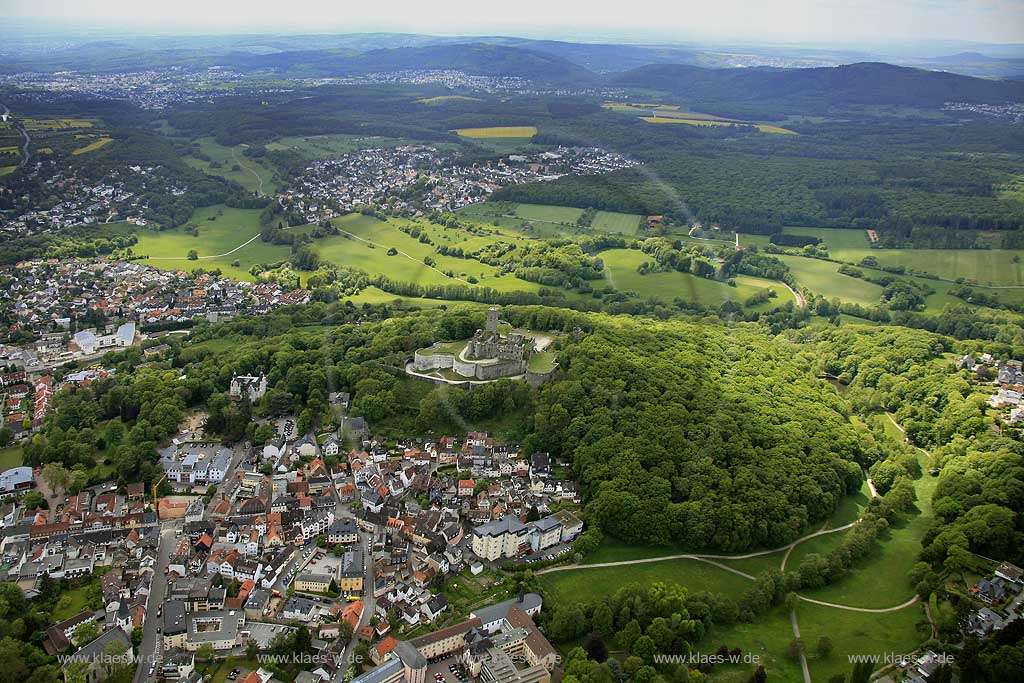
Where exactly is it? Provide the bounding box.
[701,606,802,683]
[206,658,261,683]
[342,286,475,309]
[527,351,557,372]
[799,601,927,682]
[743,226,1024,287]
[131,205,299,281]
[830,247,1024,286]
[264,133,416,158]
[514,203,584,224]
[184,137,277,195]
[540,558,752,609]
[459,202,644,237]
[591,211,644,234]
[716,552,787,577]
[781,226,872,251]
[829,478,872,527]
[777,255,885,306]
[320,215,540,292]
[795,449,938,609]
[52,584,92,622]
[0,445,24,470]
[602,249,793,310]
[785,527,851,573]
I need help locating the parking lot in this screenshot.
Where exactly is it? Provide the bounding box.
[244,622,295,648]
[425,656,469,683]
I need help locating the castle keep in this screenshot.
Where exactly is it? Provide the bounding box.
[410,306,553,384]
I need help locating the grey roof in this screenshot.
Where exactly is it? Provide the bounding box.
[473,515,527,538]
[471,593,543,626]
[164,600,187,635]
[529,516,560,533]
[64,627,132,667]
[393,640,427,669]
[352,657,402,683]
[0,466,33,492]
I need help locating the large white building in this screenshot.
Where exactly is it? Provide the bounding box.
[473,511,584,560]
[73,322,136,355]
[471,516,529,561]
[166,447,232,485]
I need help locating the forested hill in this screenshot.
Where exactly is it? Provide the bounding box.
[222,43,598,82]
[522,313,865,552]
[610,61,1024,111]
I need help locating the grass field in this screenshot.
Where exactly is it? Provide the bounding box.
[453,126,537,138]
[796,448,937,609]
[71,137,113,155]
[460,202,644,236]
[834,247,1024,286]
[0,446,24,470]
[602,249,794,310]
[132,205,297,281]
[319,214,542,292]
[701,606,802,683]
[541,557,752,608]
[22,118,93,131]
[640,116,797,135]
[265,133,417,159]
[52,584,93,622]
[514,203,583,223]
[761,226,1024,286]
[799,601,926,682]
[0,166,16,176]
[780,226,871,250]
[527,351,557,372]
[343,286,482,309]
[184,137,277,195]
[591,211,643,233]
[417,95,482,105]
[777,255,885,306]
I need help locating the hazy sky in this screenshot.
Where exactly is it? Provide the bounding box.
[3,0,1024,44]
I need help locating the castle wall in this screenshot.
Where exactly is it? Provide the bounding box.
[474,359,526,380]
[414,349,455,371]
[526,365,558,388]
[453,359,478,377]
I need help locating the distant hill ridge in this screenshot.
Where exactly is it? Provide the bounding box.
[609,61,1024,107]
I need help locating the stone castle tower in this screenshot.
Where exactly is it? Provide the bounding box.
[485,306,499,335]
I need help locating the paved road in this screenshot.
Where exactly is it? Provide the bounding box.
[333,529,374,682]
[796,594,920,613]
[134,522,179,683]
[536,521,859,576]
[789,609,811,683]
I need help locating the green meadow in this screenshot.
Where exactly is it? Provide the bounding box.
[750,226,1024,286]
[320,214,543,292]
[540,558,752,609]
[602,248,794,310]
[777,255,884,306]
[184,137,278,195]
[131,205,299,281]
[264,133,435,159]
[459,202,644,236]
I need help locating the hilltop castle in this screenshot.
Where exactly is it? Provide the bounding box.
[411,306,545,383]
[466,306,533,363]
